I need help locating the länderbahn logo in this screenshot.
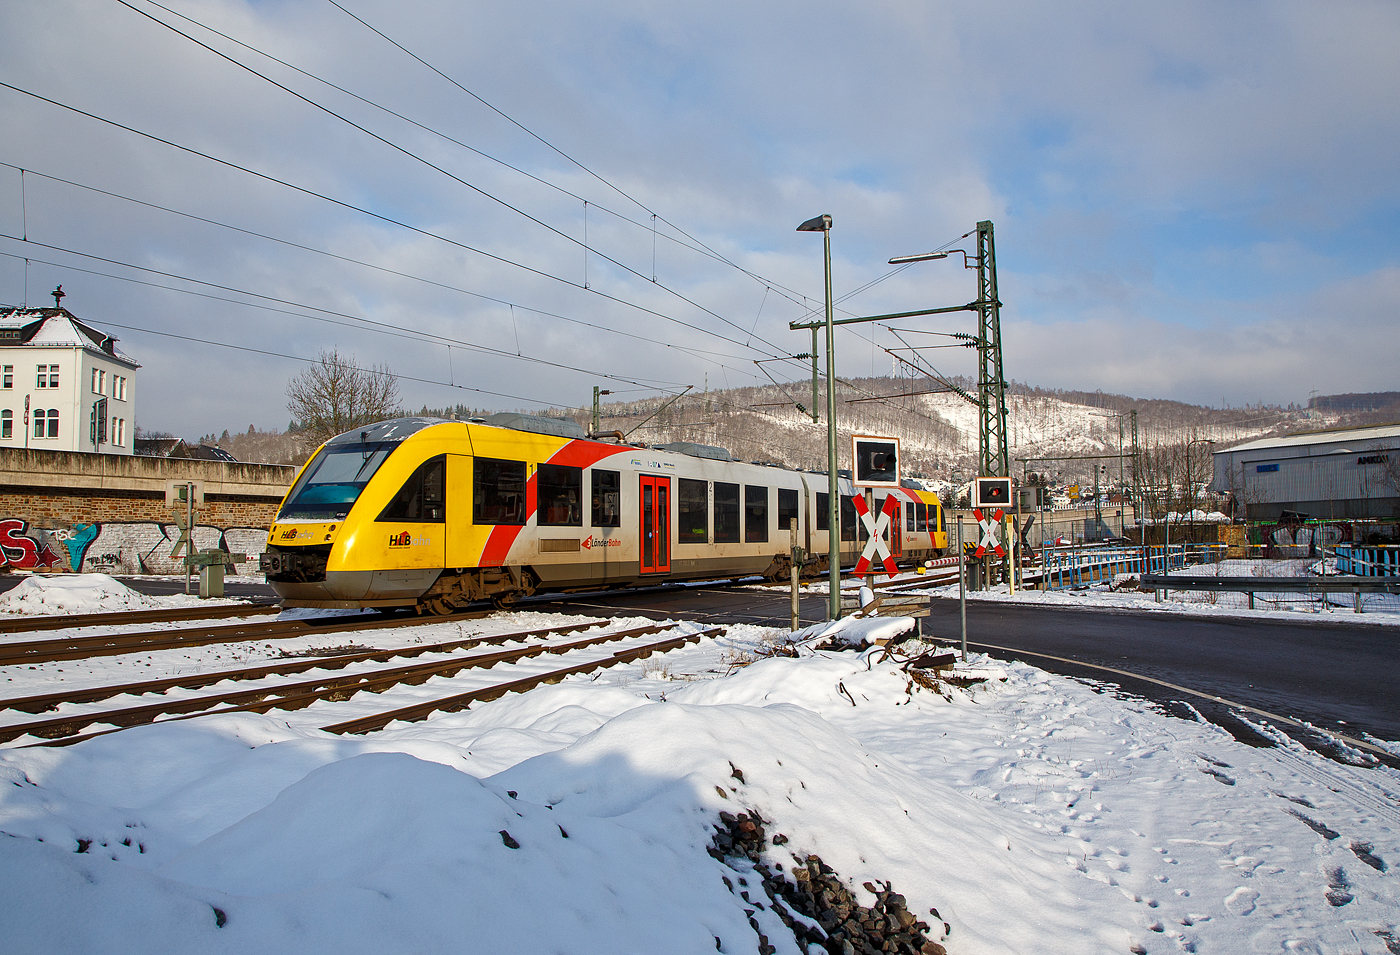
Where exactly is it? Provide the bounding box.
[581,536,621,550]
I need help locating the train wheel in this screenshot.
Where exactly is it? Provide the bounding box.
[490,591,520,611]
[419,596,456,616]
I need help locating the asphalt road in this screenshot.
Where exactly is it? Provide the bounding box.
[530,584,1400,748]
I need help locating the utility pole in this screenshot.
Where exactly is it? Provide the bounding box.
[975,221,1009,480]
[591,387,612,435]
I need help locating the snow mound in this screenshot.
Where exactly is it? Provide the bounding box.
[0,574,162,615]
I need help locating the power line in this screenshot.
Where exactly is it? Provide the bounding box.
[323,0,814,314]
[0,79,782,363]
[0,161,761,371]
[0,243,690,394]
[113,1,793,358]
[132,0,816,313]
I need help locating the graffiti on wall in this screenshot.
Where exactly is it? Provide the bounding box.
[0,520,265,575]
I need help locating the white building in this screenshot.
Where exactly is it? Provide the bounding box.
[0,289,139,455]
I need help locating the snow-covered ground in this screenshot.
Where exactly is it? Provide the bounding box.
[1,578,1397,953]
[0,573,245,615]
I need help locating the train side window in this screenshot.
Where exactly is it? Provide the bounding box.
[744,485,769,543]
[907,502,915,532]
[917,502,928,532]
[538,463,583,526]
[840,496,857,541]
[777,488,799,534]
[714,482,740,543]
[377,455,446,523]
[815,492,829,530]
[591,469,620,527]
[678,478,708,543]
[473,457,527,525]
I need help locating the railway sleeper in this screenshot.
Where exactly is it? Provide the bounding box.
[7,623,671,746]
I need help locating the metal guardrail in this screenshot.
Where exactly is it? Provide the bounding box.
[1140,574,1400,594]
[1141,573,1400,613]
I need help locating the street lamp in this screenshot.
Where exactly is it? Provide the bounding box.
[797,213,841,621]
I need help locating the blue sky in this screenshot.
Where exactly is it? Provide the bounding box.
[0,0,1396,437]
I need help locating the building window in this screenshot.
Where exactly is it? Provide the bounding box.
[34,408,58,438]
[92,368,100,393]
[1,410,10,439]
[37,364,56,389]
[114,376,127,400]
[116,418,125,446]
[2,365,11,389]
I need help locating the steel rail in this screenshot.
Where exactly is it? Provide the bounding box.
[0,601,282,634]
[0,608,493,666]
[322,628,719,735]
[6,623,680,745]
[0,621,613,715]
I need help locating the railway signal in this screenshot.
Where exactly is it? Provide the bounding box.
[852,494,899,578]
[972,507,1006,559]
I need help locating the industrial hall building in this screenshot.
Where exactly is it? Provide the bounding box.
[1210,422,1400,521]
[0,288,139,455]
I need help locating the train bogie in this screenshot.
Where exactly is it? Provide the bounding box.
[261,415,948,613]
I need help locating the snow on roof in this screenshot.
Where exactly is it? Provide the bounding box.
[1219,421,1400,454]
[0,306,139,366]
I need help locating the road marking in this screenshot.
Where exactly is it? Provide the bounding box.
[964,639,1392,759]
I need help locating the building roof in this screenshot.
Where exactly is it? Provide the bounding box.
[1219,422,1400,455]
[0,304,140,367]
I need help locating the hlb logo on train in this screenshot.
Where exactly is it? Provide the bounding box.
[388,532,432,547]
[280,528,303,540]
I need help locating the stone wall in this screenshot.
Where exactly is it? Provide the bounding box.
[0,447,296,574]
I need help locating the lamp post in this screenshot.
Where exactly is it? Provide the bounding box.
[797,213,841,621]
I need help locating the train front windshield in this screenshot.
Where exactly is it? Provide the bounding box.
[278,442,398,521]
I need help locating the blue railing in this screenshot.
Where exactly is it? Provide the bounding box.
[1033,543,1227,591]
[1335,543,1400,577]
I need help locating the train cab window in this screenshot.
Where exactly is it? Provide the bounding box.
[917,502,929,533]
[538,463,583,526]
[744,486,768,543]
[278,441,397,521]
[591,469,621,527]
[815,492,829,530]
[713,482,740,543]
[473,457,527,525]
[778,488,799,535]
[840,496,857,541]
[678,478,708,543]
[377,455,445,523]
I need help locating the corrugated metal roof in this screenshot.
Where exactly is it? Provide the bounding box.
[1222,422,1400,453]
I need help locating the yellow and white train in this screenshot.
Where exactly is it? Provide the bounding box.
[261,414,947,613]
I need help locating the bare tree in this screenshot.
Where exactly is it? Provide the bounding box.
[287,349,400,448]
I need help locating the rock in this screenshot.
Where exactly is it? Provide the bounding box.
[920,943,947,955]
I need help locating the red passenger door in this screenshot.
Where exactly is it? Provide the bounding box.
[639,476,671,574]
[892,501,903,558]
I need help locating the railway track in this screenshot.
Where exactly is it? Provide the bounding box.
[1,619,720,747]
[0,607,493,666]
[0,601,282,634]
